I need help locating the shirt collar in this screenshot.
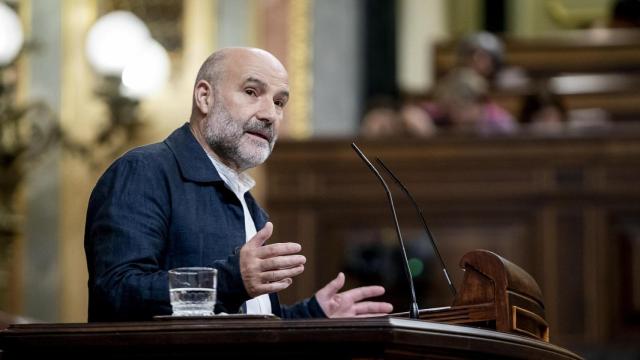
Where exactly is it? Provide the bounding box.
[206,153,256,196]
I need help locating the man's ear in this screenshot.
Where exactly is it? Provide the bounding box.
[194,80,213,114]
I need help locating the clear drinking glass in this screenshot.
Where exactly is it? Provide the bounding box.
[168,267,217,316]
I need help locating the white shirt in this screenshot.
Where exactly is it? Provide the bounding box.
[207,154,272,315]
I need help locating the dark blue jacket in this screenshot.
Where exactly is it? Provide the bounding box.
[85,123,325,321]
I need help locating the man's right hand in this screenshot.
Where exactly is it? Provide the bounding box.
[239,222,306,298]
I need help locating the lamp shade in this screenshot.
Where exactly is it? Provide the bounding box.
[0,2,24,66]
[85,11,151,76]
[121,38,170,98]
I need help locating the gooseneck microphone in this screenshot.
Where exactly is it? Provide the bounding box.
[351,143,420,320]
[375,158,458,297]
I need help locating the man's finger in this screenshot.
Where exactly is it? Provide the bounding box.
[341,285,385,303]
[319,272,346,297]
[353,301,394,316]
[256,278,293,294]
[257,242,302,258]
[260,255,306,271]
[260,265,305,283]
[246,222,273,248]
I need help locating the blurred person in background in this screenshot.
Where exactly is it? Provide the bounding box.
[457,31,504,84]
[360,69,517,137]
[360,96,436,139]
[457,31,529,90]
[360,97,403,138]
[360,32,530,139]
[421,68,518,136]
[519,85,568,135]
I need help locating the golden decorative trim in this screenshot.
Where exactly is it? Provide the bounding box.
[59,0,99,322]
[16,0,31,104]
[287,0,312,139]
[182,0,217,75]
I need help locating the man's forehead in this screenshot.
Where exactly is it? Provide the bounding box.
[224,49,288,87]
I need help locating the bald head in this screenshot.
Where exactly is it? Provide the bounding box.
[194,47,287,92]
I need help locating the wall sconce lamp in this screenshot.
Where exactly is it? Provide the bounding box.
[0,2,23,67]
[0,5,171,241]
[84,10,170,160]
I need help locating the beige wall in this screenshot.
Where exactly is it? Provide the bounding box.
[448,0,483,36]
[397,0,449,93]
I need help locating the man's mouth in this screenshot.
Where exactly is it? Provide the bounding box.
[246,131,270,142]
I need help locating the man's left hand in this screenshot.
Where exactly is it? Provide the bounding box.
[315,272,393,318]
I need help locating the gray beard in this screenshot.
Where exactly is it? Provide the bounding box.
[203,101,276,171]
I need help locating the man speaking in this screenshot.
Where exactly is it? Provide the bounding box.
[84,47,393,321]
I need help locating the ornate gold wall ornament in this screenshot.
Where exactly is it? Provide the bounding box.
[287,0,312,139]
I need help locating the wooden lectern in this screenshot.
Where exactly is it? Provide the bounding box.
[0,317,580,359]
[0,250,580,359]
[418,249,550,342]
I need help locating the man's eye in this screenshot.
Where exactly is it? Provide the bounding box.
[274,100,285,108]
[245,88,257,96]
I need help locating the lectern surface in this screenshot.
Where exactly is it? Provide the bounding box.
[0,317,582,360]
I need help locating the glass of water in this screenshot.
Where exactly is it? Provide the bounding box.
[168,267,217,316]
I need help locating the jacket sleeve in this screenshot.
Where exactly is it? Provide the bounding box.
[213,247,250,314]
[278,295,327,319]
[85,156,172,321]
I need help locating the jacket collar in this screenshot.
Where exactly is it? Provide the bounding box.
[164,122,224,183]
[165,123,270,228]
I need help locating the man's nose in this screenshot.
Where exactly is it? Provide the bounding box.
[256,98,278,124]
